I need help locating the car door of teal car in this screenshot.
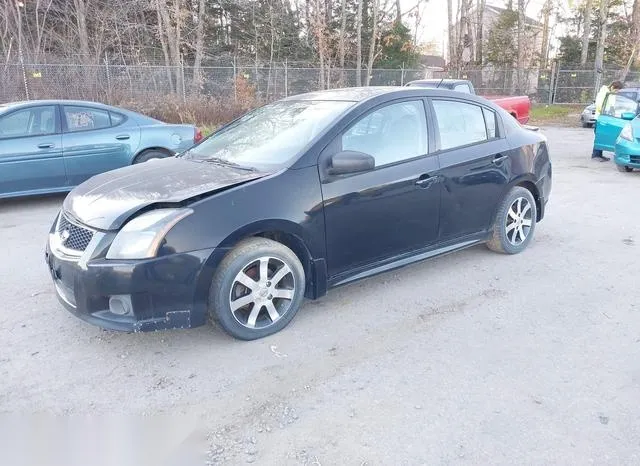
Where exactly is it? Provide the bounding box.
[0,105,66,197]
[594,94,639,152]
[61,105,141,185]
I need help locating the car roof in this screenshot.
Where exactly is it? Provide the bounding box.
[0,99,115,114]
[283,86,481,103]
[405,79,469,86]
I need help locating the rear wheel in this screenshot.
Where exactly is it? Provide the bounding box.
[133,149,170,164]
[487,186,537,254]
[616,164,633,172]
[209,238,305,340]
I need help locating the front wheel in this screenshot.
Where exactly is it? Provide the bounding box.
[487,186,537,254]
[208,238,306,340]
[616,164,633,172]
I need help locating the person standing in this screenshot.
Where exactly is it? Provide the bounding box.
[592,80,623,161]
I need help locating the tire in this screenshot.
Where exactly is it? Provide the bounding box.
[133,149,171,164]
[208,237,306,340]
[487,186,538,254]
[616,164,633,172]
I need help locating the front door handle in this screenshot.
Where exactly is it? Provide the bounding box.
[492,154,508,164]
[415,174,439,188]
[37,143,54,149]
[115,134,130,140]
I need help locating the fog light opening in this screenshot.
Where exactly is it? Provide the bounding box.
[109,295,133,316]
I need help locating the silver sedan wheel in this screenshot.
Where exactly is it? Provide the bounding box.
[506,197,533,246]
[229,256,296,329]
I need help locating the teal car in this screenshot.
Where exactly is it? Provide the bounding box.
[0,100,203,199]
[593,90,640,172]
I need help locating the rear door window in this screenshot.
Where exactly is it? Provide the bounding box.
[64,106,111,132]
[432,100,488,150]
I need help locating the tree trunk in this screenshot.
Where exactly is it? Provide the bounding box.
[447,0,454,67]
[594,0,610,92]
[395,0,401,23]
[339,0,346,85]
[356,0,363,86]
[73,0,91,64]
[516,0,525,93]
[476,0,485,64]
[540,0,552,68]
[365,0,379,86]
[621,0,640,81]
[156,1,174,91]
[581,0,593,65]
[192,0,206,89]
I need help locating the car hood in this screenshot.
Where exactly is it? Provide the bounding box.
[63,157,269,230]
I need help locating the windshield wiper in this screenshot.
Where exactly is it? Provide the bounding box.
[204,157,257,172]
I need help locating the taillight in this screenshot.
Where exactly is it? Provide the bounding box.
[194,128,203,143]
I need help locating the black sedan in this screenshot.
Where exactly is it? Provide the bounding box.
[45,87,552,340]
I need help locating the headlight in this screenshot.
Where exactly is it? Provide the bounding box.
[619,123,634,141]
[106,208,192,259]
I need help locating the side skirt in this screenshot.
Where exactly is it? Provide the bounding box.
[328,233,488,289]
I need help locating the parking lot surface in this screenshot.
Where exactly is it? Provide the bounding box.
[1,127,639,464]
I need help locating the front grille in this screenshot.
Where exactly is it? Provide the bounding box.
[57,214,94,252]
[630,155,640,164]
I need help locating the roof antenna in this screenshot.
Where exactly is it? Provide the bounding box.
[435,78,444,89]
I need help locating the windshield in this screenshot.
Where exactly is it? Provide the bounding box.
[181,100,354,170]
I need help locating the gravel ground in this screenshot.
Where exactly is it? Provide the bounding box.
[1,127,639,465]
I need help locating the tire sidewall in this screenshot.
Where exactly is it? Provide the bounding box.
[496,187,537,254]
[210,240,305,340]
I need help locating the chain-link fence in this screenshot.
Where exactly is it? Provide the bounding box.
[1,61,633,106]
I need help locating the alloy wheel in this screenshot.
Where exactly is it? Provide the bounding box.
[505,197,533,246]
[229,256,296,329]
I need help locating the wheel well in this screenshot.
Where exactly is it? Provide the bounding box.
[254,231,314,297]
[133,147,173,163]
[516,180,542,221]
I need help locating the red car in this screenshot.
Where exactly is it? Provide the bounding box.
[405,79,531,125]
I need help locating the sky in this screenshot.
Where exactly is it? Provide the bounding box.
[408,0,573,55]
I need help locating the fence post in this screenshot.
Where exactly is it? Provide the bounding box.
[401,62,405,86]
[552,66,561,104]
[104,52,112,103]
[284,59,288,97]
[233,56,237,103]
[180,53,186,102]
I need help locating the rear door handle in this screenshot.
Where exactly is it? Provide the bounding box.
[115,134,130,140]
[37,143,54,149]
[415,174,439,188]
[492,154,508,164]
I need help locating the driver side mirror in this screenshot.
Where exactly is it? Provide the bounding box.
[328,150,375,175]
[621,112,636,121]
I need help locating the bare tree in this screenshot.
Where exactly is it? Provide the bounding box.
[581,0,593,65]
[365,0,380,86]
[621,0,640,81]
[594,0,610,91]
[476,0,486,64]
[447,0,454,66]
[516,0,525,92]
[540,0,553,68]
[339,0,346,85]
[356,0,363,86]
[192,0,206,89]
[72,0,91,63]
